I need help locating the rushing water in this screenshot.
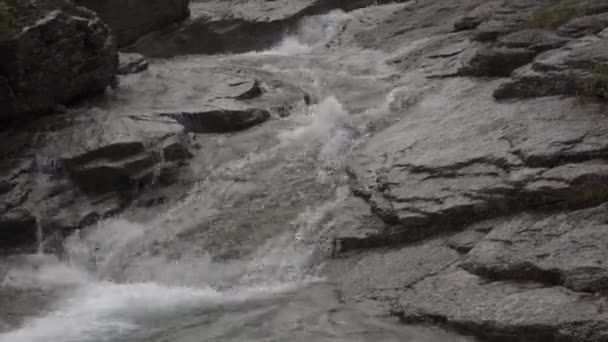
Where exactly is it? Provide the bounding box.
[0,7,474,342]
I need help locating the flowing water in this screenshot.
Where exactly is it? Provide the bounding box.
[0,7,474,342]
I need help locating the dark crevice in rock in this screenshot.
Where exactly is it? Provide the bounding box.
[462,262,564,290]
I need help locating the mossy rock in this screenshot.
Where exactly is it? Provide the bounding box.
[0,1,15,33]
[522,0,584,29]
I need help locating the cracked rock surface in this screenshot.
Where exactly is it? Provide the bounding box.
[326,1,608,341]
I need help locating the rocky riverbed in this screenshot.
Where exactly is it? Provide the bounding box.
[2,0,608,341]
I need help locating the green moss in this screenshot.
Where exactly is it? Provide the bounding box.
[521,1,584,29]
[565,185,608,209]
[0,1,14,33]
[573,63,608,103]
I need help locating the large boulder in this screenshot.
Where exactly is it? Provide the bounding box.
[0,1,117,120]
[74,0,191,47]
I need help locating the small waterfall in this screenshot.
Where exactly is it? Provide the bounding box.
[34,217,43,255]
[29,154,63,254]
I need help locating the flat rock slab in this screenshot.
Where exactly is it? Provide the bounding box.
[399,269,608,342]
[464,203,608,293]
[349,77,608,249]
[166,108,270,133]
[498,29,570,53]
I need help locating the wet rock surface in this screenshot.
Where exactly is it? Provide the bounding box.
[326,1,608,341]
[0,58,308,253]
[74,0,191,47]
[0,1,117,120]
[464,203,608,294]
[398,268,608,342]
[130,0,410,57]
[4,0,608,341]
[118,53,149,75]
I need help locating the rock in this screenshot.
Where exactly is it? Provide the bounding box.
[0,5,117,120]
[492,64,577,99]
[118,53,149,75]
[327,237,460,308]
[167,109,270,133]
[498,29,570,52]
[470,1,551,42]
[463,203,608,293]
[349,75,608,249]
[558,12,608,38]
[399,269,608,342]
[0,58,310,252]
[446,230,486,253]
[74,0,191,47]
[53,116,192,195]
[0,210,37,251]
[453,16,484,32]
[494,35,608,99]
[453,0,501,32]
[130,0,396,57]
[582,0,608,15]
[459,46,537,77]
[473,19,519,42]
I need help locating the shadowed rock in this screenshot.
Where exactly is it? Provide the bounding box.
[0,210,37,251]
[349,77,608,250]
[74,0,191,47]
[167,109,270,133]
[459,46,537,77]
[0,5,117,120]
[463,203,608,294]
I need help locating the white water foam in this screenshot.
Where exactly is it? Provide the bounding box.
[0,277,312,342]
[252,10,352,56]
[279,96,351,145]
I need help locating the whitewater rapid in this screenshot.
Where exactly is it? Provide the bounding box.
[0,6,473,342]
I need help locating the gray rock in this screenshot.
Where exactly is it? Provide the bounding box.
[463,203,608,293]
[118,53,149,75]
[327,237,460,309]
[453,16,483,32]
[446,230,486,253]
[349,75,608,249]
[459,46,537,77]
[558,12,608,38]
[130,0,401,57]
[582,0,608,15]
[498,29,570,52]
[74,0,191,47]
[494,35,608,99]
[0,7,117,120]
[399,269,608,342]
[473,19,519,42]
[167,109,270,133]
